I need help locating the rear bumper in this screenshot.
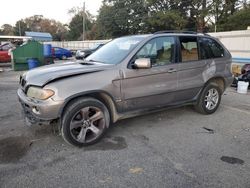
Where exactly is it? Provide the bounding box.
[17,88,63,126]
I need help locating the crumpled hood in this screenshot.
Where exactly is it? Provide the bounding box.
[22,61,113,87]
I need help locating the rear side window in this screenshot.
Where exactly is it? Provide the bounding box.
[199,37,224,59]
[179,36,199,62]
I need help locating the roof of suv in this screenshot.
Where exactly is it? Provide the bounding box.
[117,31,211,41]
[153,30,210,37]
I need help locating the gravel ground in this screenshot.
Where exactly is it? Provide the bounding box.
[0,68,250,188]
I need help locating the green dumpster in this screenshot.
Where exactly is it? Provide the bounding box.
[13,41,44,71]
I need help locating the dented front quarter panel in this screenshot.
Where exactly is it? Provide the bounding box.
[45,64,122,110]
[22,62,113,87]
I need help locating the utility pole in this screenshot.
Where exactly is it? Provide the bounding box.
[83,1,85,41]
[18,21,21,36]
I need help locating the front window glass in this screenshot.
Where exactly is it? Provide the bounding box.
[180,36,198,62]
[90,44,100,50]
[135,37,175,66]
[86,35,149,64]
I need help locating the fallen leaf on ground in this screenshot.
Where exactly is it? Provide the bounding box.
[129,167,143,174]
[98,177,112,183]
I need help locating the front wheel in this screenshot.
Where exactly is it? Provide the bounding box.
[61,97,110,147]
[195,83,222,114]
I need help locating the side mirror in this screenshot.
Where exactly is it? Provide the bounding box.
[134,58,151,69]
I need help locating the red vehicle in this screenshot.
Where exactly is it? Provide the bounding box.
[0,43,12,63]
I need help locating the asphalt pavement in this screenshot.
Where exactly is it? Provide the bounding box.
[0,68,250,188]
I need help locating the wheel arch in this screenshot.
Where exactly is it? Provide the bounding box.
[194,77,224,114]
[205,76,226,92]
[194,76,226,102]
[59,90,120,126]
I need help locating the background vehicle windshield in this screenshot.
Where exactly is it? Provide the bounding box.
[90,43,101,50]
[85,35,149,64]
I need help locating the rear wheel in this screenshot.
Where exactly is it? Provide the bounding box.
[61,55,67,60]
[61,97,110,147]
[195,83,222,114]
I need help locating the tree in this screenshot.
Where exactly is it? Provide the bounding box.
[96,3,129,39]
[147,0,187,32]
[208,0,243,32]
[219,7,250,30]
[67,7,94,40]
[0,24,14,35]
[96,0,154,38]
[39,19,68,41]
[147,10,187,31]
[13,15,68,41]
[14,20,30,36]
[96,0,250,36]
[96,0,188,38]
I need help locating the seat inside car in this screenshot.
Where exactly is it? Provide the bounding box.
[181,47,198,62]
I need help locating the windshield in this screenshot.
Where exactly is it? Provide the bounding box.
[90,43,101,50]
[85,35,149,65]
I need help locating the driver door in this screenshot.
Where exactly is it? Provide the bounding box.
[121,36,178,112]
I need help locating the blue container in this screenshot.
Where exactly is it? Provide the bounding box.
[27,58,39,70]
[43,44,52,57]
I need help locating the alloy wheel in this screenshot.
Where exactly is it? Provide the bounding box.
[70,106,105,143]
[204,88,219,110]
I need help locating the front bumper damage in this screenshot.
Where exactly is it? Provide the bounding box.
[17,88,63,126]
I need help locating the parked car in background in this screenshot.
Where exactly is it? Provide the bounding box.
[0,43,13,63]
[18,31,233,147]
[75,43,105,59]
[52,47,72,60]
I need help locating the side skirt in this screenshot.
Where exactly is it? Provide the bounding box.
[115,99,197,122]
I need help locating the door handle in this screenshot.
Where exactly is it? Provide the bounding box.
[167,68,177,73]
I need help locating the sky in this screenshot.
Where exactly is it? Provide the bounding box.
[0,0,103,26]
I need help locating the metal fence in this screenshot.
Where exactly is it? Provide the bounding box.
[44,40,111,51]
[44,30,250,59]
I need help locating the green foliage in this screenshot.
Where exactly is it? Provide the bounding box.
[219,7,250,31]
[147,11,187,32]
[96,4,119,39]
[96,0,148,39]
[14,20,30,36]
[67,9,93,40]
[0,15,67,41]
[0,24,14,35]
[95,0,249,38]
[21,15,68,41]
[1,0,250,41]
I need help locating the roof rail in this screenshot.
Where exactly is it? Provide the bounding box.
[153,30,210,36]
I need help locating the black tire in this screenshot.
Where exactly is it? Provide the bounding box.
[61,55,67,60]
[61,97,110,147]
[195,83,222,114]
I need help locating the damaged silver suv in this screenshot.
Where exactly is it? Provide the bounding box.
[18,31,233,147]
